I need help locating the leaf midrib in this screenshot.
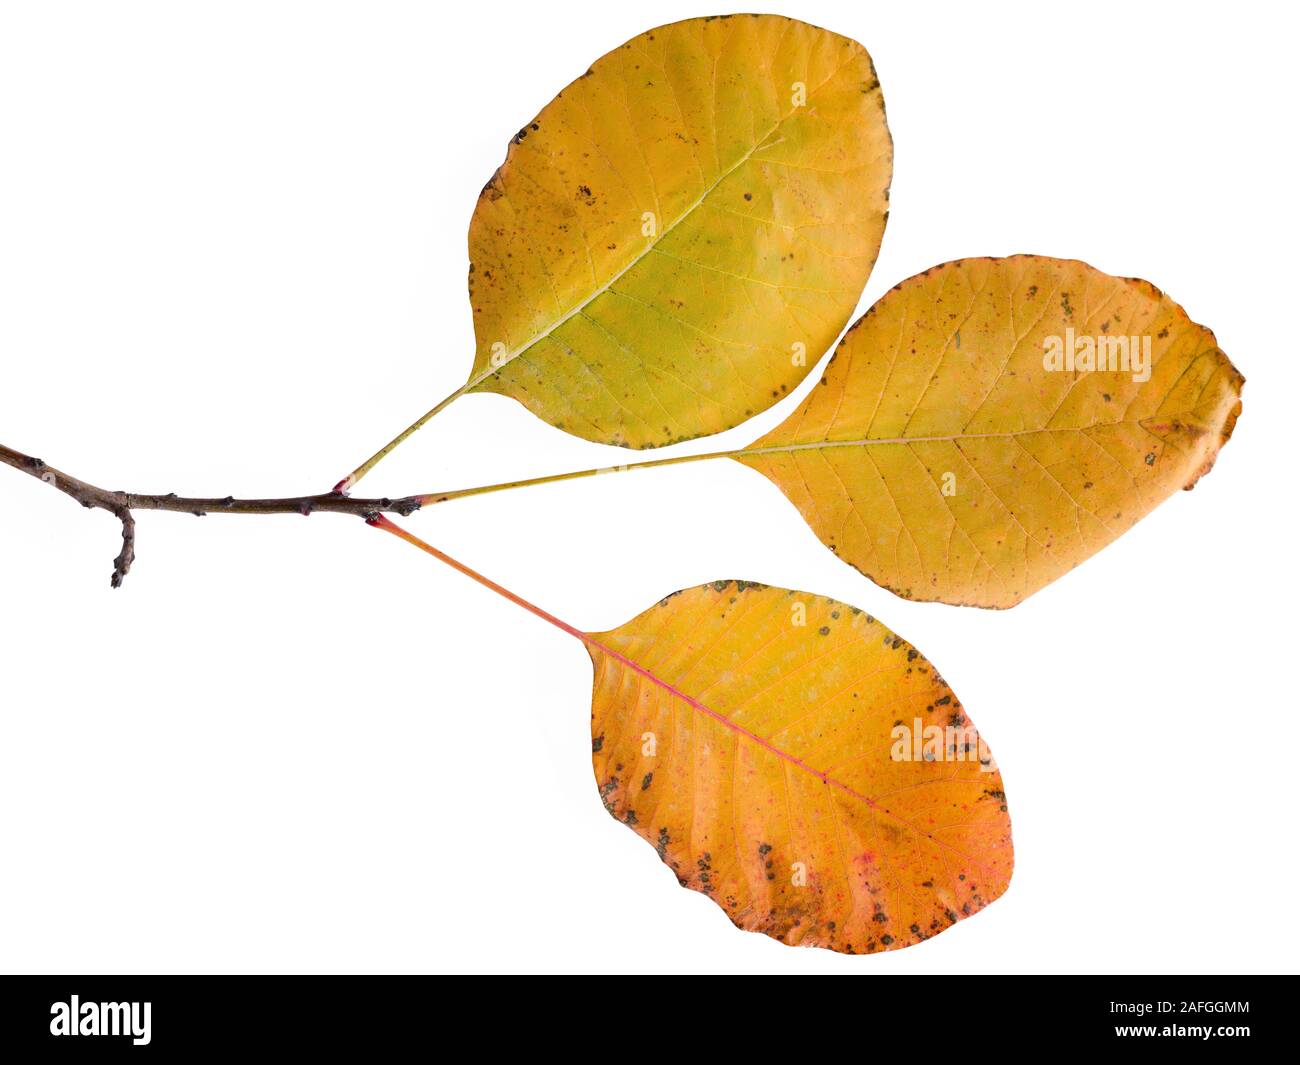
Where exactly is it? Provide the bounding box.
[468,51,866,393]
[735,417,1204,460]
[586,624,1000,873]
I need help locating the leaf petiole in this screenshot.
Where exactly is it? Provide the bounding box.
[333,383,470,494]
[365,514,587,642]
[411,447,738,506]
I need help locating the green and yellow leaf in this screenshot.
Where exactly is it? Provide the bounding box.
[466,14,892,448]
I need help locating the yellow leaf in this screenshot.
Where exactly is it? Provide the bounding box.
[738,255,1244,607]
[466,14,892,448]
[589,580,1012,953]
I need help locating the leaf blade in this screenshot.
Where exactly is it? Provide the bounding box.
[466,15,892,448]
[589,581,1012,953]
[737,255,1244,607]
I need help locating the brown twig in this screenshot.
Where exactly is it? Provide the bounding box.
[1,442,421,587]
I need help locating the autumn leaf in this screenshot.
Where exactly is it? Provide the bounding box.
[339,14,890,490]
[589,580,1012,953]
[368,519,1010,954]
[465,14,892,449]
[736,255,1244,607]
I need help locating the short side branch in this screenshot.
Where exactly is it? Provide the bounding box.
[111,505,135,588]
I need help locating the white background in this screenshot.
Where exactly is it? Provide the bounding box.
[0,1,1295,975]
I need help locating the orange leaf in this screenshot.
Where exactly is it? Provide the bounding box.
[588,580,1012,953]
